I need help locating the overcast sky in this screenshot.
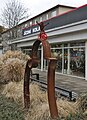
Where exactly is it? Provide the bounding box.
[0,0,87,25]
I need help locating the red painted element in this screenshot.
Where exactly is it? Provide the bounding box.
[38,32,48,40]
[36,21,48,41]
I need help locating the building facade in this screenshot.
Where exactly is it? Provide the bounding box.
[1,4,87,80]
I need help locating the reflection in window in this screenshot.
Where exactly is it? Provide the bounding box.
[64,49,68,74]
[43,59,48,70]
[43,42,85,78]
[70,48,85,77]
[51,49,62,73]
[51,43,62,48]
[37,50,41,69]
[70,42,85,47]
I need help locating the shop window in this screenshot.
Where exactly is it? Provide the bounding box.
[70,48,85,77]
[22,49,32,56]
[64,49,68,74]
[51,49,62,73]
[43,59,48,70]
[64,44,68,47]
[70,42,85,47]
[37,49,41,69]
[43,42,85,78]
[51,43,62,48]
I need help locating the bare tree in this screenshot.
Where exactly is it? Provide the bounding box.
[1,0,29,28]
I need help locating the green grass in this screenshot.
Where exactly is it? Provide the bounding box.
[0,94,25,120]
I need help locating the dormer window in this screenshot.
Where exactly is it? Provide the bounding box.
[51,10,56,17]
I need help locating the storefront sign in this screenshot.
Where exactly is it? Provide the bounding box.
[22,26,40,36]
[23,29,31,36]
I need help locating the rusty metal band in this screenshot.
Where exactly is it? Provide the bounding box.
[24,22,58,118]
[24,39,58,118]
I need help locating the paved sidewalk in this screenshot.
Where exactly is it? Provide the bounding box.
[32,69,87,95]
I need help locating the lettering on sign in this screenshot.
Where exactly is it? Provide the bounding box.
[22,26,40,36]
[23,29,31,36]
[32,27,40,33]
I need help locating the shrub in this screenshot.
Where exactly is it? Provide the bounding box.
[0,50,30,83]
[1,50,29,62]
[3,58,24,82]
